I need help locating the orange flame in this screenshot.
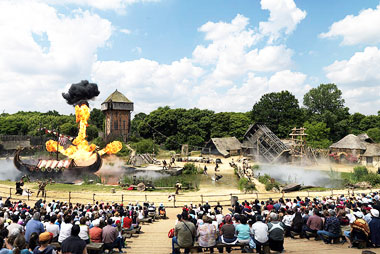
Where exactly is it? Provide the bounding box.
[46,104,122,161]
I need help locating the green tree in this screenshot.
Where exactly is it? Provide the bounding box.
[250,91,303,138]
[89,108,105,131]
[367,128,380,142]
[303,84,350,141]
[304,121,332,148]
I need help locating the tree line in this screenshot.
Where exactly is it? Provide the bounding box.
[1,84,379,150]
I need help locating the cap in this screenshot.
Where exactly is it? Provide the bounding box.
[39,232,52,242]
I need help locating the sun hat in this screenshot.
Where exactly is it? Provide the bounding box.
[371,209,379,218]
[353,211,364,218]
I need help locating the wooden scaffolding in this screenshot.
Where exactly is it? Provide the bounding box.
[289,127,317,164]
[242,124,289,163]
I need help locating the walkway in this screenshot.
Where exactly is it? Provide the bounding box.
[127,208,374,254]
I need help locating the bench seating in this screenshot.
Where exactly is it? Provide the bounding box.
[50,242,104,254]
[176,242,250,252]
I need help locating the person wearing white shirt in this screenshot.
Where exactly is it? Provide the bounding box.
[58,216,73,243]
[251,215,269,253]
[46,215,60,242]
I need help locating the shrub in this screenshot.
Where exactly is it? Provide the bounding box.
[353,166,368,181]
[265,182,280,191]
[258,174,271,184]
[364,173,380,186]
[251,164,260,170]
[182,163,199,175]
[130,139,159,154]
[238,178,256,192]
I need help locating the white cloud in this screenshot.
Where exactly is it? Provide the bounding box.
[259,0,306,43]
[320,4,380,45]
[0,1,112,113]
[196,70,309,112]
[42,0,160,11]
[193,14,293,80]
[120,28,131,34]
[91,58,204,113]
[324,47,380,84]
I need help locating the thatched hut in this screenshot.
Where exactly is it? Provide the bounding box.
[361,144,380,168]
[329,134,367,157]
[202,137,242,157]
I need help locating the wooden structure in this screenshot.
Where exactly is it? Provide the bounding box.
[288,127,317,164]
[202,137,242,157]
[101,90,133,142]
[361,143,380,168]
[242,124,289,163]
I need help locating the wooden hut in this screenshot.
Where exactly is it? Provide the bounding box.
[361,144,380,168]
[329,134,367,157]
[202,137,242,157]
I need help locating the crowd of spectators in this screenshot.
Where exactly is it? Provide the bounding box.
[0,198,157,254]
[172,192,380,253]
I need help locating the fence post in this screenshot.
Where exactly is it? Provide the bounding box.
[44,191,47,200]
[145,195,147,202]
[27,189,30,201]
[93,193,95,205]
[331,189,333,196]
[282,191,284,198]
[173,195,176,208]
[122,194,124,204]
[9,188,11,198]
[201,195,203,204]
[255,192,259,199]
[307,190,309,198]
[69,192,71,204]
[348,189,350,196]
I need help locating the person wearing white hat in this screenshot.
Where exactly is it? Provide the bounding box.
[369,209,380,247]
[344,210,370,248]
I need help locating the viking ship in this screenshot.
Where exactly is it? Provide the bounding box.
[14,149,102,175]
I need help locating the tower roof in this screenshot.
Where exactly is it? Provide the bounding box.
[103,89,132,104]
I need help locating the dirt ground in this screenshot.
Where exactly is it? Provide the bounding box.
[2,155,377,208]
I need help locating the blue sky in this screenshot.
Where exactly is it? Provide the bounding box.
[0,0,380,115]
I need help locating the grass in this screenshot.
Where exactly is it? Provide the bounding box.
[121,174,201,190]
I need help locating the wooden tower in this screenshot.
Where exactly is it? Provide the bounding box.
[101,90,133,142]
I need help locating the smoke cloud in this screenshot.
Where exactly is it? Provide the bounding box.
[255,164,343,188]
[0,159,21,181]
[62,80,100,105]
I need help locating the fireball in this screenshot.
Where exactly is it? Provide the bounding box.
[46,104,122,160]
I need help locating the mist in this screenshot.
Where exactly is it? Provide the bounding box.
[0,159,21,181]
[255,164,343,188]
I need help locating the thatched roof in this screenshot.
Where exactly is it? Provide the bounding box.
[357,133,374,143]
[362,143,380,157]
[209,137,242,157]
[330,134,367,150]
[103,89,132,103]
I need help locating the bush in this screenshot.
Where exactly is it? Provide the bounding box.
[364,173,380,186]
[182,163,199,175]
[238,178,256,192]
[130,139,159,154]
[251,164,260,170]
[265,182,280,191]
[353,166,368,181]
[258,174,271,184]
[117,142,131,157]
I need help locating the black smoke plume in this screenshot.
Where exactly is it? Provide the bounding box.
[62,80,100,106]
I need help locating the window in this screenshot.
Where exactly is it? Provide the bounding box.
[114,120,118,130]
[366,157,373,165]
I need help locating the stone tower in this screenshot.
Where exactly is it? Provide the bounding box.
[101,89,133,142]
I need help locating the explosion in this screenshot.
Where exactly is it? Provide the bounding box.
[46,104,122,160]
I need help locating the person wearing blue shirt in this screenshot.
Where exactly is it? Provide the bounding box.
[25,213,45,243]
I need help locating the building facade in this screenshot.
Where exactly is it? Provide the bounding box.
[101,90,134,142]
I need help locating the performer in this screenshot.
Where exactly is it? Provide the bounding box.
[15,179,24,195]
[203,165,208,175]
[162,160,168,170]
[175,181,182,195]
[36,181,48,198]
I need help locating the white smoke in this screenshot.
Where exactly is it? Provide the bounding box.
[0,159,21,181]
[255,164,342,188]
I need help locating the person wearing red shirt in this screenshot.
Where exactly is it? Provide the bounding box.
[123,215,133,229]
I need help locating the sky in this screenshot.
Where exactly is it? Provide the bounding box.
[0,0,380,116]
